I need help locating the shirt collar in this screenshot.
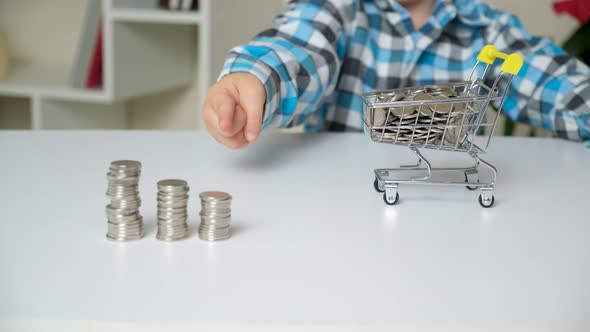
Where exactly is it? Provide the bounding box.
[452,0,492,27]
[383,0,490,29]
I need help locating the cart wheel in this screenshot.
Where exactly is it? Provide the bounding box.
[373,178,384,193]
[383,192,399,206]
[478,194,495,208]
[464,173,478,190]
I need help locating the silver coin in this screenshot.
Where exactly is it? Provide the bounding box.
[108,202,141,210]
[200,215,231,221]
[158,216,188,223]
[199,221,231,229]
[157,224,188,230]
[107,183,139,190]
[157,191,189,198]
[157,228,188,234]
[200,200,232,206]
[158,224,189,231]
[198,233,231,241]
[157,199,189,207]
[106,204,139,214]
[200,216,231,223]
[109,223,143,230]
[108,170,141,178]
[199,225,230,233]
[199,191,232,202]
[200,202,232,210]
[157,215,188,221]
[158,179,189,189]
[107,190,139,197]
[200,212,231,219]
[200,208,231,214]
[106,233,143,242]
[157,207,187,214]
[108,215,141,224]
[157,233,189,241]
[107,171,140,179]
[111,222,143,228]
[158,211,188,218]
[110,160,141,170]
[107,228,143,237]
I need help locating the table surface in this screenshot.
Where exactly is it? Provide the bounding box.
[0,131,589,327]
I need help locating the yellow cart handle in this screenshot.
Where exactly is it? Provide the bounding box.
[476,45,524,75]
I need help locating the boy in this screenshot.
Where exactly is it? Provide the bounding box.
[202,0,590,149]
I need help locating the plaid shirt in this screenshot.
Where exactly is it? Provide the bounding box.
[219,0,590,141]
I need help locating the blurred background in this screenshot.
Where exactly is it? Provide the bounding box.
[0,0,584,133]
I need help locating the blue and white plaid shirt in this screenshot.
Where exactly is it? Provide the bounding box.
[219,0,590,141]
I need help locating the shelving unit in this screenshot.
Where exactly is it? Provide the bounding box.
[0,0,283,130]
[0,0,211,129]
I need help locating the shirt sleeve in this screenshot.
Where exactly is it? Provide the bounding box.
[217,0,351,129]
[484,11,590,142]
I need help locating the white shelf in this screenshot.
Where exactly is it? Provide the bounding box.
[0,61,107,101]
[111,8,202,25]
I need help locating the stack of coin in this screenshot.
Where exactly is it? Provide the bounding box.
[157,179,190,241]
[106,160,144,241]
[198,191,232,241]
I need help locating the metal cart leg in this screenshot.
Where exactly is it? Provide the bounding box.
[464,168,479,190]
[408,147,432,181]
[400,158,422,169]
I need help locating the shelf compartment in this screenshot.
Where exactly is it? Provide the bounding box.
[0,97,31,129]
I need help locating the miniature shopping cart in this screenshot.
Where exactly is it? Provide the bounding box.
[362,45,523,208]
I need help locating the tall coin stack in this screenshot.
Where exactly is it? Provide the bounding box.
[198,191,232,241]
[157,179,190,241]
[106,160,144,241]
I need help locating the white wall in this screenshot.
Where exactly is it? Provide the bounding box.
[0,0,86,66]
[0,0,87,123]
[0,0,580,130]
[489,0,578,43]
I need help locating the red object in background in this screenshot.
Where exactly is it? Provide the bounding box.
[553,0,590,25]
[86,24,103,89]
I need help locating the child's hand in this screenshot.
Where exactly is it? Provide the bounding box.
[202,73,266,149]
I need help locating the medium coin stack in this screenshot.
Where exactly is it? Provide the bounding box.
[106,160,144,241]
[198,191,232,241]
[157,179,190,241]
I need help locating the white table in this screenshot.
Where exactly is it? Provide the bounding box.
[0,131,589,332]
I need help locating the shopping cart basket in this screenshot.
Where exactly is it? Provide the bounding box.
[362,45,523,207]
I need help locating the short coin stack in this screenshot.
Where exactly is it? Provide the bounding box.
[106,160,144,241]
[157,179,190,241]
[198,191,232,241]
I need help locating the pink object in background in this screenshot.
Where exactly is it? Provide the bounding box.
[553,0,590,25]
